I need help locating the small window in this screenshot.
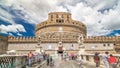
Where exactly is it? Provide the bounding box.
[67,15,69,21]
[56,20,58,22]
[113,43,116,45]
[82,25,84,27]
[56,14,58,18]
[103,44,106,47]
[59,20,61,23]
[51,15,53,21]
[62,15,63,18]
[108,44,110,46]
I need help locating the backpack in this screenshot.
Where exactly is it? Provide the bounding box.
[94,56,100,61]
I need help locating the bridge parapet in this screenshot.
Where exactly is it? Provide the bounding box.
[0,54,45,68]
[0,55,27,68]
[35,61,47,68]
[80,54,120,67]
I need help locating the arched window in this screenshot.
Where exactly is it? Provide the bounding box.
[103,44,106,47]
[56,19,64,23]
[56,14,58,18]
[108,44,110,46]
[51,15,53,21]
[62,15,63,18]
[67,15,69,21]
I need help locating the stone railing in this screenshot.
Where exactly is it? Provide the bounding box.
[35,61,47,68]
[0,54,46,68]
[0,55,27,68]
[80,54,120,67]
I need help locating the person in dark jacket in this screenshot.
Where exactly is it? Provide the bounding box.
[94,52,100,68]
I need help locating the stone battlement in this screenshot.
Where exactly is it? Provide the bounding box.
[8,36,120,43]
[85,36,120,43]
[8,36,37,43]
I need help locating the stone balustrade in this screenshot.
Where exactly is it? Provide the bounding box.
[0,55,27,68]
[80,54,120,67]
[35,61,47,68]
[0,54,45,68]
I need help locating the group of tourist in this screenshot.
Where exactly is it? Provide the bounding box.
[94,51,117,68]
[46,54,54,67]
[27,51,46,67]
[27,52,54,67]
[27,51,118,68]
[61,52,78,61]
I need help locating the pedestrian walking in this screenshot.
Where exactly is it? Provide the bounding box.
[28,51,34,67]
[108,54,117,68]
[47,54,50,66]
[49,56,54,67]
[94,52,100,68]
[77,55,83,68]
[102,51,110,68]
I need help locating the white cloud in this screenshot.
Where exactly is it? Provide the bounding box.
[0,0,120,36]
[17,32,22,36]
[8,33,14,36]
[0,24,26,34]
[82,0,119,10]
[67,0,120,36]
[0,8,15,24]
[0,0,68,25]
[115,33,120,36]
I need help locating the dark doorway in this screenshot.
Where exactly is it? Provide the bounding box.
[57,50,63,54]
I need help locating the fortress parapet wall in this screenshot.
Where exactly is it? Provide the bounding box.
[8,36,120,44]
[8,36,37,43]
[85,36,120,43]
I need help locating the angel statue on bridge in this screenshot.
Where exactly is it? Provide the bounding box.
[78,35,83,45]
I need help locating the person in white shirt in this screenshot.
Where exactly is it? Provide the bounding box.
[102,52,110,68]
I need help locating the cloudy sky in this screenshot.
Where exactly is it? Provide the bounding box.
[0,0,120,36]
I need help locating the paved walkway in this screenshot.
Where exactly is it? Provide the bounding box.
[26,54,119,68]
[47,60,104,68]
[47,55,103,68]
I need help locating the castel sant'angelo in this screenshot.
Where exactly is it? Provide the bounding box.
[8,12,120,55]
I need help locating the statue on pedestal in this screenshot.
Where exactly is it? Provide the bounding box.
[78,35,83,45]
[35,36,42,53]
[78,35,85,55]
[38,36,41,46]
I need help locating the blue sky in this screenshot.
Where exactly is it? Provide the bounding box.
[0,0,120,36]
